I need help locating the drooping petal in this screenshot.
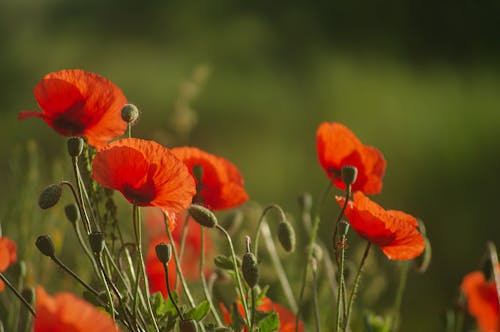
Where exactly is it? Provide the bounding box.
[337,192,424,260]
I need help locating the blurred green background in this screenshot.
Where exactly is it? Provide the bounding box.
[1,0,500,331]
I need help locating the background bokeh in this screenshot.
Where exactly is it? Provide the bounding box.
[1,1,500,331]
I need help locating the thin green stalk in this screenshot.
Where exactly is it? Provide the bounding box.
[199,228,223,326]
[163,213,196,308]
[70,157,92,234]
[253,204,286,258]
[295,183,333,331]
[177,213,191,289]
[251,287,257,330]
[311,259,320,332]
[50,256,101,299]
[71,220,101,277]
[0,273,36,317]
[387,262,409,332]
[215,224,251,329]
[95,254,116,321]
[344,241,372,329]
[133,204,160,332]
[335,223,349,332]
[163,261,184,320]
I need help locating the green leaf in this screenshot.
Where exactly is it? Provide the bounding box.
[256,285,270,303]
[186,300,210,321]
[257,312,279,332]
[363,311,389,332]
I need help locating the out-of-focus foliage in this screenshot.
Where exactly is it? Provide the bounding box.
[1,1,500,330]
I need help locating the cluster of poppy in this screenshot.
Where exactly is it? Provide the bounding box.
[317,122,425,260]
[15,69,301,330]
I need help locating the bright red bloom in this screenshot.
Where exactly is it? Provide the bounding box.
[171,147,248,210]
[316,122,386,194]
[145,209,213,298]
[0,237,17,292]
[461,266,499,332]
[34,287,121,332]
[19,69,127,148]
[220,297,304,332]
[92,138,196,219]
[336,192,424,260]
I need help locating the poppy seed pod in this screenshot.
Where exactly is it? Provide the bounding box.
[35,235,55,257]
[188,204,218,228]
[88,232,105,255]
[179,319,198,332]
[120,104,139,124]
[64,204,79,224]
[38,184,62,210]
[67,137,84,157]
[341,165,358,187]
[242,252,259,288]
[155,242,172,264]
[278,221,296,253]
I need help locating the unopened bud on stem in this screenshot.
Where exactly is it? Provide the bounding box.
[155,242,172,264]
[341,165,358,186]
[278,221,296,253]
[188,204,217,228]
[38,184,62,209]
[121,104,139,124]
[88,232,105,255]
[64,204,79,224]
[35,235,55,257]
[67,137,84,157]
[242,252,259,288]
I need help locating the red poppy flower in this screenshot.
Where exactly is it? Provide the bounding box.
[171,147,248,210]
[336,192,424,260]
[145,209,213,298]
[0,237,17,292]
[461,266,499,332]
[316,122,386,194]
[220,297,304,332]
[92,138,196,219]
[34,286,121,332]
[19,69,127,148]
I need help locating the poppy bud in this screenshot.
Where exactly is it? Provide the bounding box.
[242,252,259,288]
[38,184,62,209]
[67,137,84,157]
[121,104,139,124]
[64,204,79,224]
[188,204,217,228]
[36,235,55,257]
[179,319,198,332]
[89,232,105,255]
[155,242,172,264]
[341,165,358,186]
[278,221,296,253]
[214,255,236,270]
[298,192,313,211]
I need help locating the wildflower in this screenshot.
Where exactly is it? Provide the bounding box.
[34,286,121,331]
[220,297,305,332]
[145,210,213,298]
[461,265,499,332]
[336,192,425,260]
[19,69,127,148]
[171,147,248,210]
[92,138,196,219]
[316,122,386,194]
[0,237,17,291]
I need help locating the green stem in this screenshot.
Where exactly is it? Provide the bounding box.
[0,273,36,317]
[70,157,92,234]
[387,261,409,332]
[133,204,160,332]
[163,262,184,320]
[177,213,191,289]
[335,223,349,332]
[51,255,101,299]
[200,227,223,326]
[344,241,372,329]
[215,224,251,329]
[163,213,196,308]
[295,183,333,332]
[95,254,116,321]
[311,259,321,332]
[253,204,286,258]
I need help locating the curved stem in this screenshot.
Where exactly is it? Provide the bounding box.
[70,158,92,234]
[335,223,349,332]
[215,224,251,328]
[50,256,101,300]
[199,227,223,326]
[344,241,371,329]
[163,213,196,308]
[164,262,184,320]
[253,204,286,258]
[0,273,36,317]
[177,213,191,289]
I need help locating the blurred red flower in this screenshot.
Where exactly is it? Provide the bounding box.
[336,191,424,260]
[316,122,386,194]
[171,147,248,210]
[0,237,17,291]
[92,138,196,220]
[461,266,499,332]
[145,209,213,298]
[220,297,304,332]
[19,69,127,148]
[34,286,121,332]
